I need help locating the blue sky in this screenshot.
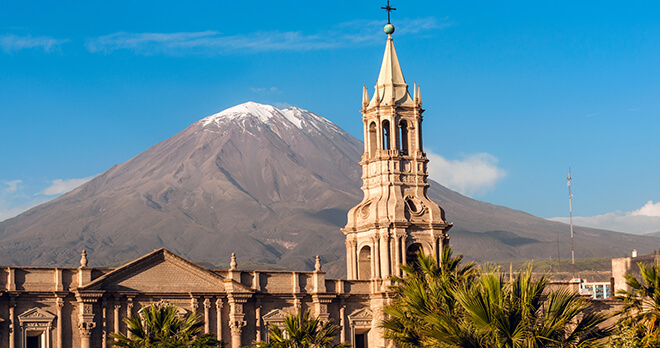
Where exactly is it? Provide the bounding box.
[2,1,660,234]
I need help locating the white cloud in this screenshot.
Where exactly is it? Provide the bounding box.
[630,200,660,217]
[40,176,95,196]
[273,102,292,109]
[0,198,50,222]
[0,34,68,53]
[3,180,22,193]
[85,17,452,56]
[426,152,506,196]
[549,201,660,235]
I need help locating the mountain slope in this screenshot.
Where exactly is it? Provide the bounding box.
[1,102,657,276]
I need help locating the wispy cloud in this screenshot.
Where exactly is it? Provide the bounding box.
[2,180,22,193]
[427,152,506,196]
[0,34,68,53]
[86,17,451,56]
[0,175,96,222]
[251,87,279,93]
[40,176,95,196]
[549,200,660,235]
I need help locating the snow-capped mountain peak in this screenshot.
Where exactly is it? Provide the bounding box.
[197,102,340,134]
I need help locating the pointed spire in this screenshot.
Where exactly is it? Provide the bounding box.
[416,83,422,107]
[413,82,418,105]
[368,33,414,108]
[362,85,369,109]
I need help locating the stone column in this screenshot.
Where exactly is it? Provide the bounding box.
[101,302,107,348]
[56,297,64,348]
[215,299,223,342]
[401,237,407,266]
[380,233,391,278]
[227,295,249,348]
[113,303,121,339]
[126,298,134,339]
[203,298,211,334]
[345,240,354,279]
[339,304,346,343]
[394,235,401,276]
[370,237,376,280]
[8,298,15,348]
[255,304,261,342]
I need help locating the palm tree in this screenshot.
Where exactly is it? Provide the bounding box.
[458,265,611,348]
[615,262,660,347]
[111,302,222,348]
[256,309,348,348]
[382,247,482,348]
[383,248,612,348]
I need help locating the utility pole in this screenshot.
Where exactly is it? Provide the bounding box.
[567,168,575,277]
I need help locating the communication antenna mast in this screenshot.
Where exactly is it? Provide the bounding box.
[567,168,575,276]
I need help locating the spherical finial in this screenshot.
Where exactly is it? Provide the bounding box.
[384,23,395,35]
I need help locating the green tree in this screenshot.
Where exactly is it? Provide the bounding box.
[382,247,481,348]
[111,302,223,348]
[614,262,660,347]
[383,248,612,348]
[458,265,611,348]
[255,309,348,348]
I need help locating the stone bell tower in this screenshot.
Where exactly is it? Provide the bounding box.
[343,22,452,280]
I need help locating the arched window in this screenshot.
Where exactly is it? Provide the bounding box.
[406,243,423,270]
[399,120,409,154]
[382,120,391,151]
[358,246,372,280]
[368,122,377,157]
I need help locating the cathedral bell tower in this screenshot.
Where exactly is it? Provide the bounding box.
[343,22,452,280]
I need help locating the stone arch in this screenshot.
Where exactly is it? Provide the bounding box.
[358,245,372,280]
[406,243,424,269]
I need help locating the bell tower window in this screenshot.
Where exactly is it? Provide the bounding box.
[368,122,377,157]
[358,246,372,280]
[399,120,409,154]
[382,120,391,150]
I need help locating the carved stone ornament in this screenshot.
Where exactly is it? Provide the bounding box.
[347,308,373,328]
[357,200,372,219]
[404,196,427,217]
[17,308,56,327]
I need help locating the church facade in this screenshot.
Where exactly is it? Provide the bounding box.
[0,24,451,348]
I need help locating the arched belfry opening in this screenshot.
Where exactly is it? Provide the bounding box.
[399,120,409,154]
[382,120,391,150]
[358,246,372,280]
[406,243,423,270]
[368,122,377,157]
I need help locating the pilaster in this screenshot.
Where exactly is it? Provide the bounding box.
[75,291,103,348]
[227,294,250,348]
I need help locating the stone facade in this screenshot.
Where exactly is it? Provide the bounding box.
[0,26,452,348]
[0,249,384,348]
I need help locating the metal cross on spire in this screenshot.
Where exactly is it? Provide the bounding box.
[381,0,396,24]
